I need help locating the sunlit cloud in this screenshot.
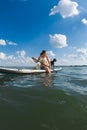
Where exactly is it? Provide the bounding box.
[0,39,6,46]
[16,50,26,58]
[0,52,7,59]
[49,34,68,48]
[0,39,17,46]
[58,47,87,65]
[49,0,79,18]
[47,50,56,57]
[81,18,87,26]
[7,41,17,46]
[0,50,33,66]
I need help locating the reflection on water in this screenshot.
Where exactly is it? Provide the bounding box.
[0,73,55,88]
[40,74,54,87]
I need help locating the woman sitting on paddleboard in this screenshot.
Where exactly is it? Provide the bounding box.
[32,50,51,74]
[38,50,51,74]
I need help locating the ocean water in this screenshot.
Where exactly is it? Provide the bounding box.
[0,66,87,130]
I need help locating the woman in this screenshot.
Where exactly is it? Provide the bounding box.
[37,50,51,74]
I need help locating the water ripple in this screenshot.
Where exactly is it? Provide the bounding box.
[0,66,87,95]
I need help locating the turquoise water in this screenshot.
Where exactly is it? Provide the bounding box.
[0,66,87,130]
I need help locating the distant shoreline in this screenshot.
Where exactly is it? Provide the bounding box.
[55,65,87,67]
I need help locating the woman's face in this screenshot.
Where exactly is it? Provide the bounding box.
[42,52,46,57]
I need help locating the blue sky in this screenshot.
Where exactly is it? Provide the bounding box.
[0,0,87,66]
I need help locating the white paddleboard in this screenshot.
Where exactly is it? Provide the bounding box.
[0,67,62,74]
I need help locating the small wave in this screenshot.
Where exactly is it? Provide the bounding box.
[67,85,87,95]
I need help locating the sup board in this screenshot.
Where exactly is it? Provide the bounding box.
[0,67,62,74]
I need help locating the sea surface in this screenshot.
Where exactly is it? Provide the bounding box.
[0,66,87,130]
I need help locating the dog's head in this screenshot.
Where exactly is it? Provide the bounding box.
[51,58,57,66]
[53,58,57,62]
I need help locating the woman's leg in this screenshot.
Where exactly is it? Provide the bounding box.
[44,66,51,74]
[41,62,51,74]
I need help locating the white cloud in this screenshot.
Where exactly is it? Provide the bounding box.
[0,52,6,59]
[49,0,79,18]
[0,39,6,46]
[7,41,17,46]
[8,55,15,60]
[0,39,17,46]
[77,48,87,55]
[58,47,87,65]
[0,50,34,66]
[47,51,56,57]
[81,18,87,26]
[16,50,26,58]
[49,34,68,48]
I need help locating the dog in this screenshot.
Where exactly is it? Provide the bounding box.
[50,58,57,68]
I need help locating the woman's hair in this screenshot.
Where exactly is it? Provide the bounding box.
[40,50,46,56]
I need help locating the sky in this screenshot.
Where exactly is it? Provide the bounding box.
[0,0,87,66]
